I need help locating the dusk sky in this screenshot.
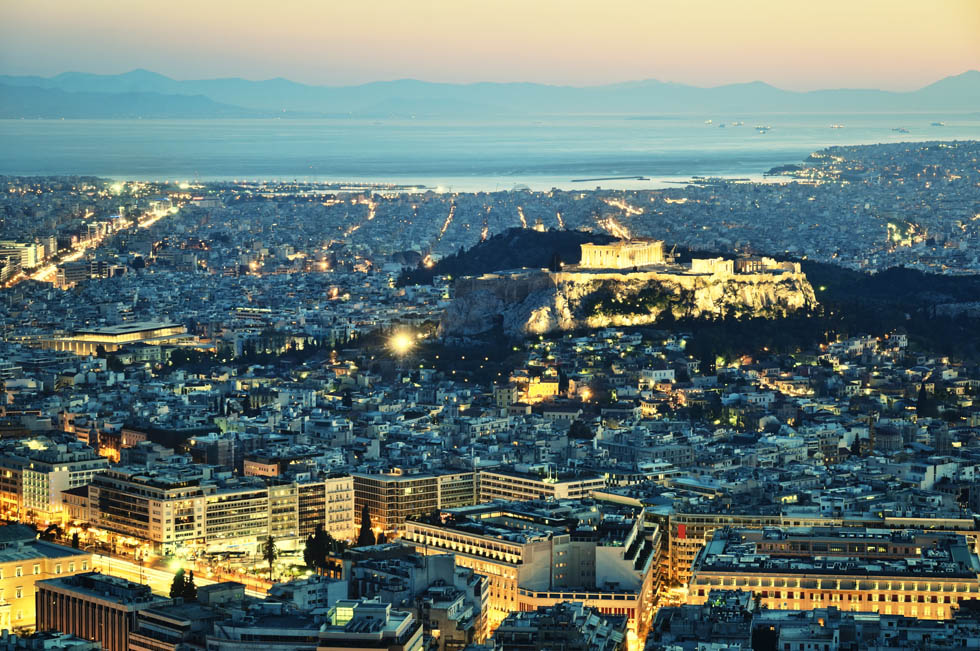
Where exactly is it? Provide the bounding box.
[1,0,977,90]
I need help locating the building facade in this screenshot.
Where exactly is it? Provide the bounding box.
[687,527,980,620]
[35,573,170,651]
[579,241,665,270]
[0,524,92,631]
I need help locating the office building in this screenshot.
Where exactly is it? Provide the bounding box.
[477,469,605,503]
[35,573,170,651]
[490,601,627,651]
[688,527,980,619]
[0,437,108,524]
[317,599,423,651]
[352,472,477,535]
[402,500,660,640]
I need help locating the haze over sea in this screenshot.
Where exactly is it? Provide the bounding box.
[2,112,978,191]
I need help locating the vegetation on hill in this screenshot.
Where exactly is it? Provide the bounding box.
[396,228,615,286]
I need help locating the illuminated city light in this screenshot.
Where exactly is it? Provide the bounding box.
[389,331,414,356]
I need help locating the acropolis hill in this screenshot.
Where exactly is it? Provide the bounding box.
[442,239,817,336]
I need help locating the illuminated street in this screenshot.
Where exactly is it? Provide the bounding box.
[92,554,267,599]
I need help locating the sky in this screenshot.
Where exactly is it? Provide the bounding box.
[0,0,977,90]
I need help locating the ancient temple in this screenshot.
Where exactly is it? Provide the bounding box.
[579,239,665,269]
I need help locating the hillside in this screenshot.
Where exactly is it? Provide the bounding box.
[0,83,264,119]
[397,228,616,286]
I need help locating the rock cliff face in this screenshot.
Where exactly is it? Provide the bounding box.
[442,268,817,336]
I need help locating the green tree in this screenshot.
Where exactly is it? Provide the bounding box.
[262,535,278,580]
[71,532,80,549]
[357,504,376,547]
[169,568,186,599]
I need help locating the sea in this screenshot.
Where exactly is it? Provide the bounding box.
[1,113,978,191]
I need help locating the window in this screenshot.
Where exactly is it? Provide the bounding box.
[55,564,62,574]
[32,564,39,575]
[81,561,87,571]
[15,587,22,599]
[68,563,74,572]
[14,567,21,577]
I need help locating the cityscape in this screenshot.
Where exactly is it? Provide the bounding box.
[1,2,980,650]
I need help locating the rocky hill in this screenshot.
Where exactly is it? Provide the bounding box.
[443,267,817,336]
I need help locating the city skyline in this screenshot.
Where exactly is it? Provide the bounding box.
[1,0,978,91]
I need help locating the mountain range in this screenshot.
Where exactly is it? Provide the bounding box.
[1,69,978,118]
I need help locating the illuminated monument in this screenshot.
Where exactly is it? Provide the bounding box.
[579,239,665,269]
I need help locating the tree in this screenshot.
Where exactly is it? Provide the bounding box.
[169,568,186,599]
[262,535,278,580]
[568,419,594,440]
[303,533,318,570]
[71,532,80,549]
[182,570,197,601]
[916,384,938,418]
[547,251,563,273]
[40,523,62,541]
[304,525,329,574]
[557,367,569,395]
[357,504,376,547]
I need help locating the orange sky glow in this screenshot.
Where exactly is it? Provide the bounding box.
[1,0,977,89]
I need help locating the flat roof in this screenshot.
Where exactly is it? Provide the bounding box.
[74,321,181,335]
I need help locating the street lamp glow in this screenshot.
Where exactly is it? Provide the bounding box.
[390,332,414,356]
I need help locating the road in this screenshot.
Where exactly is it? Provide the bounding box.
[93,554,267,599]
[5,207,177,289]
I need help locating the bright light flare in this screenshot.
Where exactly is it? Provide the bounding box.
[389,332,415,356]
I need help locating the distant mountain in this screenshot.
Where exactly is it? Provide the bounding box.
[0,83,265,118]
[0,69,978,118]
